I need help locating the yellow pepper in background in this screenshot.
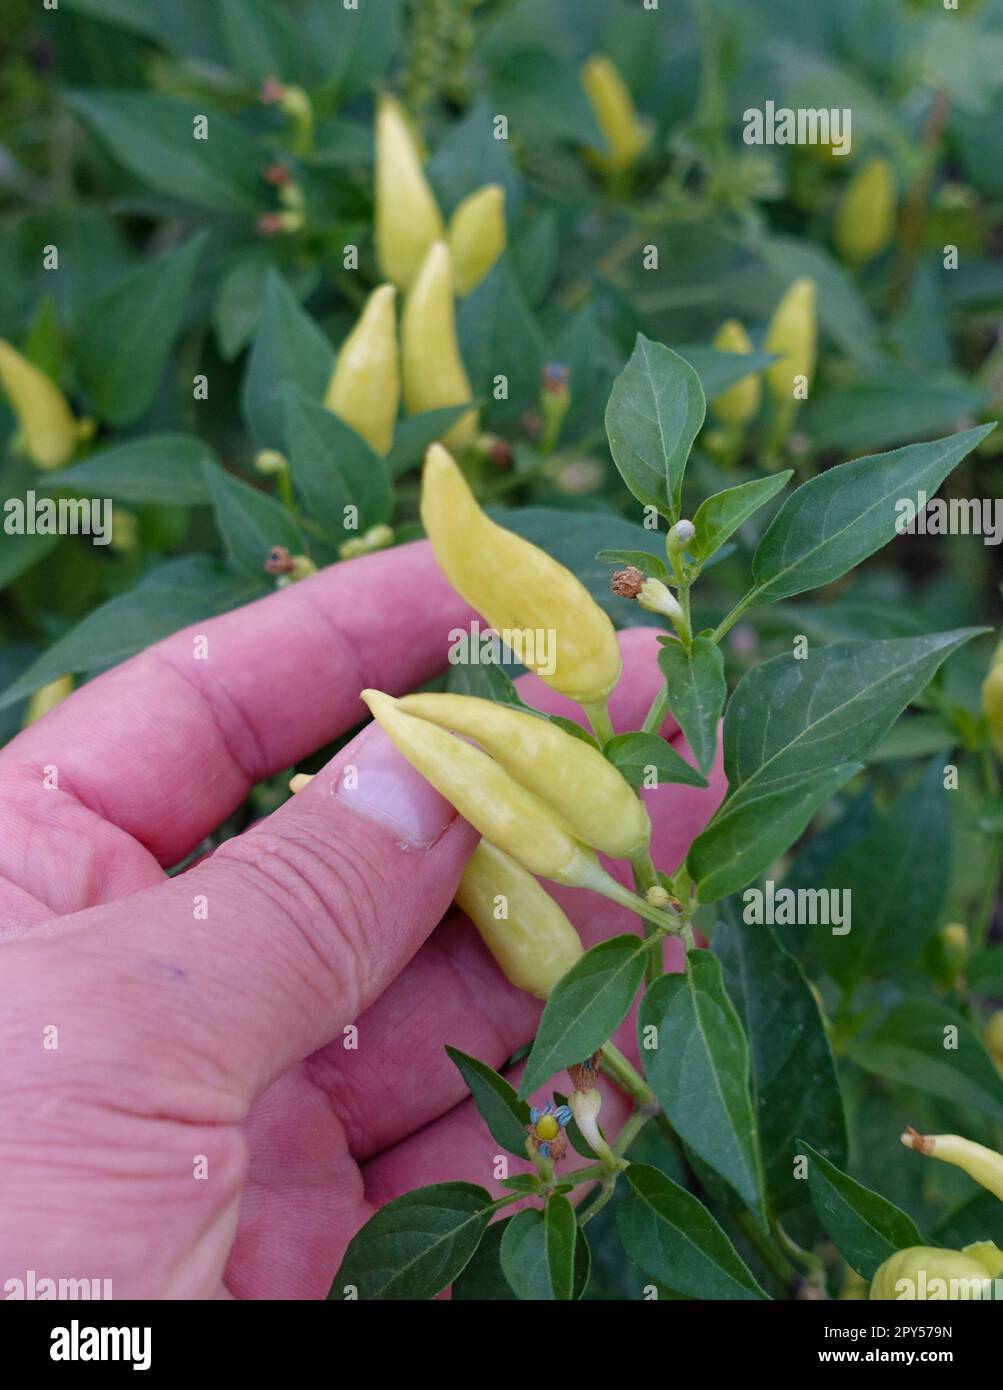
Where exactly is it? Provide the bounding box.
[764,278,817,401]
[323,284,400,456]
[870,1245,1000,1300]
[420,444,622,705]
[0,340,80,470]
[711,319,761,424]
[447,184,507,297]
[981,639,1003,757]
[374,93,444,290]
[581,55,651,174]
[901,1128,1003,1202]
[985,1010,1003,1072]
[835,156,896,266]
[401,243,478,451]
[454,840,583,998]
[361,689,600,886]
[23,674,73,727]
[397,691,651,859]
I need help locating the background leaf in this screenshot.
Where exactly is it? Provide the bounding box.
[657,636,726,777]
[39,435,214,507]
[204,462,306,576]
[242,272,334,451]
[799,1140,923,1280]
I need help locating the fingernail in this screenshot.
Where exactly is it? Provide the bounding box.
[335,723,457,847]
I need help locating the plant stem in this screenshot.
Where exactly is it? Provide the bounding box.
[888,90,951,314]
[641,685,669,734]
[709,588,758,645]
[578,1175,617,1227]
[630,853,665,983]
[589,870,682,934]
[582,698,615,745]
[600,1041,656,1107]
[737,1211,797,1292]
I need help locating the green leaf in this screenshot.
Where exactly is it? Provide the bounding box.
[657,637,726,777]
[0,556,260,712]
[811,760,950,985]
[457,256,543,425]
[617,1163,768,1300]
[498,1197,583,1301]
[329,1182,493,1300]
[519,936,650,1099]
[932,1191,1003,1251]
[451,1220,517,1300]
[242,272,334,451]
[67,91,260,212]
[596,548,670,580]
[968,947,1003,996]
[39,435,214,506]
[750,426,994,605]
[690,473,793,565]
[445,1047,530,1157]
[605,334,706,520]
[76,232,207,426]
[387,407,469,477]
[844,999,1003,1123]
[604,732,708,789]
[283,387,392,539]
[799,1141,923,1280]
[204,462,306,577]
[63,0,162,39]
[0,532,60,591]
[689,764,861,903]
[802,373,986,454]
[714,903,847,1224]
[640,951,766,1221]
[445,658,530,706]
[673,345,775,401]
[219,0,298,82]
[304,0,403,103]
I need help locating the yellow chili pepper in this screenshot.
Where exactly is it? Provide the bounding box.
[981,639,1003,757]
[397,692,651,859]
[23,675,73,727]
[0,340,80,470]
[901,1128,1003,1203]
[764,278,817,401]
[401,243,477,451]
[361,689,601,886]
[421,445,621,706]
[323,284,399,457]
[288,773,314,794]
[447,184,507,297]
[711,319,761,425]
[985,1010,1003,1072]
[870,1246,998,1300]
[835,156,896,266]
[581,55,651,174]
[374,93,444,290]
[454,840,583,998]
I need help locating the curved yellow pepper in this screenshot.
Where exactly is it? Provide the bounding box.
[361,689,599,886]
[398,691,651,859]
[711,319,761,425]
[447,184,507,297]
[0,340,79,470]
[581,55,651,174]
[374,93,444,290]
[901,1128,1003,1203]
[981,639,1003,757]
[401,243,477,451]
[870,1246,999,1300]
[455,840,583,997]
[835,156,896,266]
[323,283,399,457]
[420,444,622,705]
[764,278,817,402]
[23,674,73,727]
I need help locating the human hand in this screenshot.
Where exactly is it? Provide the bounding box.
[0,542,724,1299]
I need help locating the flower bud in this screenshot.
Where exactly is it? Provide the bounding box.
[397,691,651,859]
[764,279,817,402]
[569,1087,618,1167]
[646,884,671,908]
[711,319,761,424]
[835,156,896,265]
[0,340,79,470]
[940,922,969,978]
[23,675,73,727]
[401,243,477,451]
[375,93,444,290]
[447,184,506,296]
[324,284,399,457]
[254,449,289,476]
[581,55,651,174]
[420,444,622,704]
[338,523,395,560]
[667,519,696,552]
[455,840,583,998]
[870,1246,996,1300]
[981,640,1003,757]
[361,689,600,886]
[901,1127,1003,1202]
[637,577,684,624]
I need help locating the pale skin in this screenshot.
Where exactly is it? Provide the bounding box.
[0,542,725,1299]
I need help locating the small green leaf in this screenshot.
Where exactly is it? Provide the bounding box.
[519,936,650,1098]
[639,951,766,1221]
[750,425,994,605]
[445,1047,530,1157]
[690,473,793,565]
[451,1220,517,1300]
[799,1141,923,1280]
[77,232,207,426]
[498,1197,580,1300]
[387,407,470,476]
[605,334,706,520]
[329,1182,493,1300]
[544,1196,578,1301]
[604,732,707,789]
[657,637,726,777]
[242,272,334,451]
[283,387,392,539]
[40,435,214,506]
[457,256,543,425]
[617,1163,768,1300]
[0,532,60,591]
[204,462,306,577]
[596,548,671,580]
